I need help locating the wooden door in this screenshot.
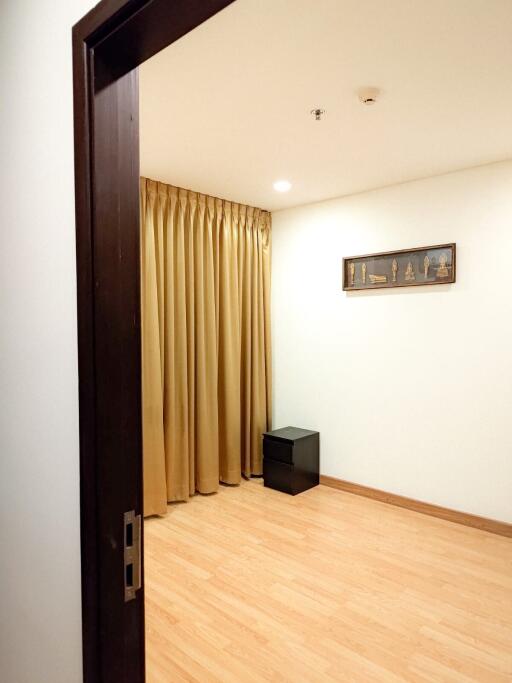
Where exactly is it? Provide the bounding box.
[73,2,236,681]
[92,67,144,682]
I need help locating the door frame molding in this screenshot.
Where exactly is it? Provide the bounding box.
[72,2,235,681]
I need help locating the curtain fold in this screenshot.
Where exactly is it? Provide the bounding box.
[141,178,272,517]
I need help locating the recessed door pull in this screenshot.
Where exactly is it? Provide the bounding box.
[124,510,141,602]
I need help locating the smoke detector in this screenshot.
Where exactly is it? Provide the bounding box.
[357,87,380,105]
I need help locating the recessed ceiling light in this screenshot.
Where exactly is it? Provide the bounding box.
[273,180,292,193]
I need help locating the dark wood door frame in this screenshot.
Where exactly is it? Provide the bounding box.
[72,2,235,681]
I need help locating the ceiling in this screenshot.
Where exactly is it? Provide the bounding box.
[139,0,512,211]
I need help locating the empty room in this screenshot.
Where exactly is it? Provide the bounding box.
[2,1,512,682]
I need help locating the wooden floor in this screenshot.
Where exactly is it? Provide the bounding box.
[144,480,512,682]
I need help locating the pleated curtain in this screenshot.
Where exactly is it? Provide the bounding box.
[140,178,272,516]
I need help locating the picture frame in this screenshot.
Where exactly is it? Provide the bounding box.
[342,243,456,291]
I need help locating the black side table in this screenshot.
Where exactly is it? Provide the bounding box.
[263,426,319,495]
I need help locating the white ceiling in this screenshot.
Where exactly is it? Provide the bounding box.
[139,0,512,211]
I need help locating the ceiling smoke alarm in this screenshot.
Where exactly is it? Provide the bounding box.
[357,87,380,105]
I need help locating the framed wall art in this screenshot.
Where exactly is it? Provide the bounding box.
[343,243,456,291]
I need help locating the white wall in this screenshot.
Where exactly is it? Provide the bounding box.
[0,1,96,681]
[272,162,512,523]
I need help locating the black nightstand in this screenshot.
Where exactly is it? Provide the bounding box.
[263,426,319,495]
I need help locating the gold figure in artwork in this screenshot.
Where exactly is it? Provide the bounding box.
[437,252,449,277]
[391,259,398,282]
[405,261,415,281]
[362,262,367,284]
[348,262,355,286]
[369,273,388,284]
[423,255,430,278]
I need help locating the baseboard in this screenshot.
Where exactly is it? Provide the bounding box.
[319,475,512,538]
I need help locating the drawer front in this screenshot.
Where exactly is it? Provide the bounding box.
[263,437,293,464]
[263,459,293,494]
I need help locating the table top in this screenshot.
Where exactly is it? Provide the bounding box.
[263,426,318,443]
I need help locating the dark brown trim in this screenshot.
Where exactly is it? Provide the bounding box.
[320,475,512,538]
[72,22,99,683]
[72,2,236,682]
[342,242,456,291]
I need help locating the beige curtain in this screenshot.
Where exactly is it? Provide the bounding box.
[140,178,272,516]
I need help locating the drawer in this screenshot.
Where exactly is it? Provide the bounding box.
[263,458,293,494]
[263,437,293,464]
